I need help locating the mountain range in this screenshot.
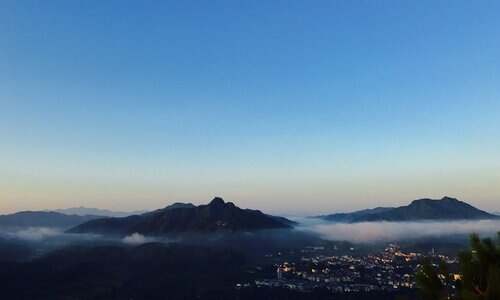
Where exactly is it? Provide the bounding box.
[52,207,148,217]
[3,196,496,232]
[69,197,295,236]
[0,211,102,229]
[317,196,498,222]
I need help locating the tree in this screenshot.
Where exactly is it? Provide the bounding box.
[417,233,500,300]
[416,259,449,300]
[456,233,500,300]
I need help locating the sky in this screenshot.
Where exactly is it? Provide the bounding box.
[1,1,499,215]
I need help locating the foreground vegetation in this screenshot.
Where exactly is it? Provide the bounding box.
[417,233,500,300]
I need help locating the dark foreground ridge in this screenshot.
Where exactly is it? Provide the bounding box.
[0,241,418,300]
[317,196,498,222]
[68,197,296,235]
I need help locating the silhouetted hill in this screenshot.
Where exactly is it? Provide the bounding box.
[0,211,102,229]
[69,197,295,235]
[0,237,35,262]
[317,207,393,222]
[318,197,498,222]
[0,242,416,300]
[141,202,196,216]
[0,242,247,300]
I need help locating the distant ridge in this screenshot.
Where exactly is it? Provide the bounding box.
[0,211,102,229]
[69,197,295,236]
[53,207,148,217]
[317,196,498,222]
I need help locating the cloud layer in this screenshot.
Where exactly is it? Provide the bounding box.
[122,233,152,245]
[302,220,500,243]
[5,227,62,241]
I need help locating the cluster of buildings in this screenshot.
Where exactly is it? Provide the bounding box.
[250,243,458,293]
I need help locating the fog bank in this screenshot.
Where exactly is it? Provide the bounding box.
[123,233,153,245]
[301,220,500,243]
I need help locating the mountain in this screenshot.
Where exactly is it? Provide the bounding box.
[0,211,102,229]
[141,202,196,216]
[317,207,393,223]
[318,197,498,222]
[69,197,295,236]
[53,207,148,217]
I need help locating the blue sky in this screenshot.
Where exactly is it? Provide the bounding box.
[1,1,499,214]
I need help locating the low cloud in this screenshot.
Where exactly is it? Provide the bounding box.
[123,233,152,245]
[8,227,62,241]
[302,220,500,243]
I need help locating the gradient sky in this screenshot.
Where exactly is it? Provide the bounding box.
[1,1,499,215]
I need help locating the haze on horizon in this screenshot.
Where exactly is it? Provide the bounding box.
[1,1,499,215]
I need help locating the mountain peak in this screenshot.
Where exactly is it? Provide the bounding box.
[410,196,461,206]
[164,203,196,210]
[319,196,497,222]
[441,196,459,202]
[209,197,225,206]
[69,197,295,235]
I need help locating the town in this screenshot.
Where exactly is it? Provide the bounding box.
[239,242,460,295]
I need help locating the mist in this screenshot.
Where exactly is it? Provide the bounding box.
[123,233,154,245]
[1,218,498,263]
[6,227,62,241]
[300,219,500,243]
